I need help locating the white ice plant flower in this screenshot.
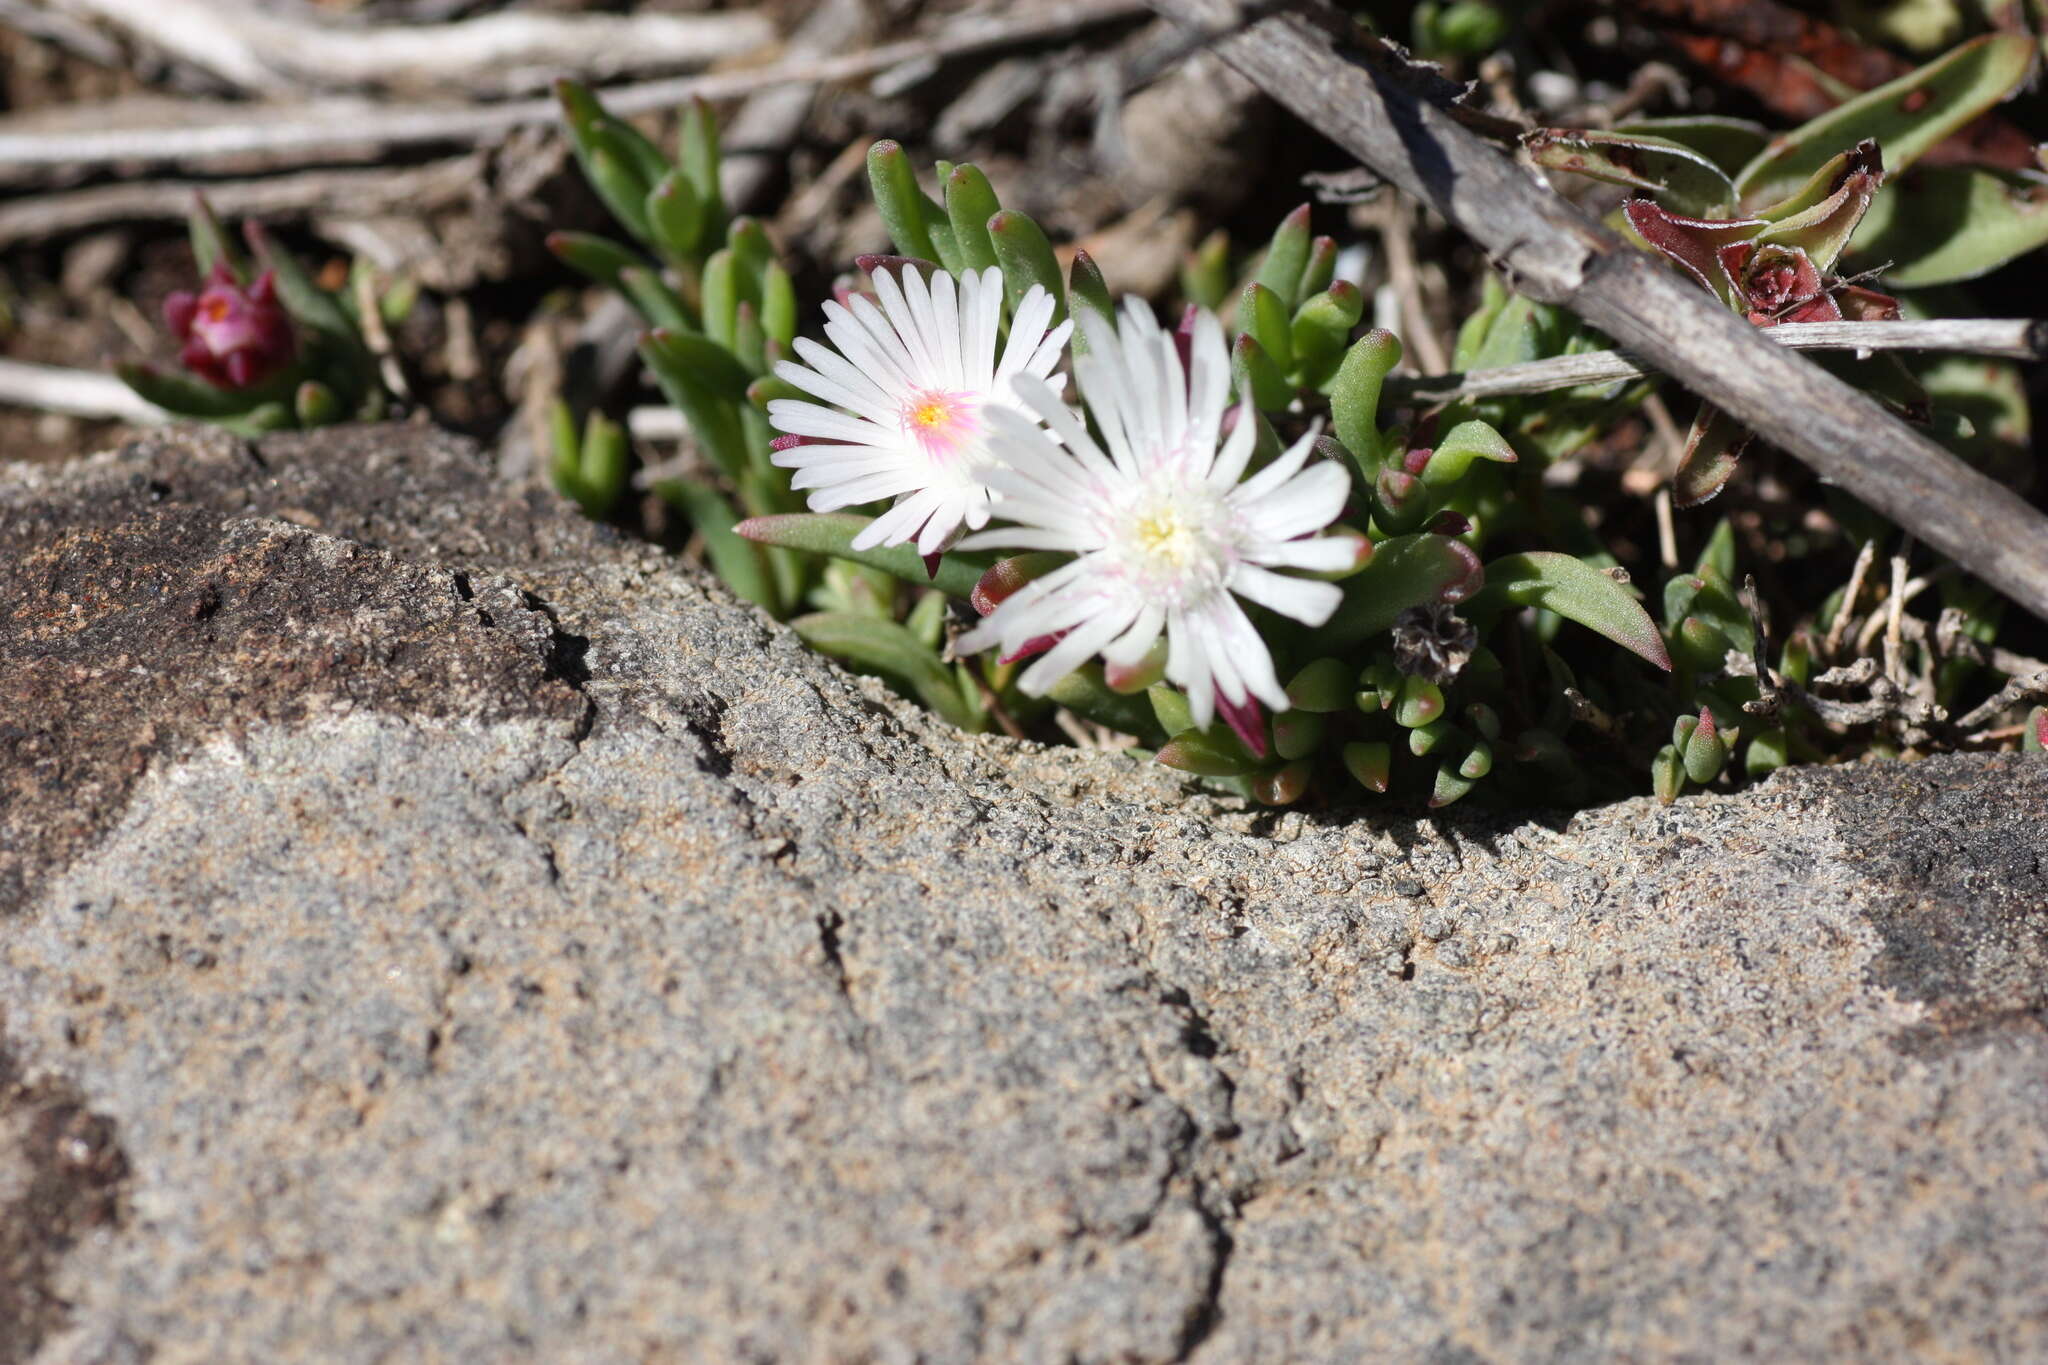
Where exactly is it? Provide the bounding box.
[956,301,1356,731]
[766,264,1072,555]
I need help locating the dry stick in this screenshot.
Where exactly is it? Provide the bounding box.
[1823,538,1877,660]
[1155,0,2048,625]
[0,359,165,423]
[0,0,1153,175]
[1954,671,2048,730]
[1384,319,2048,404]
[0,157,483,249]
[43,0,773,97]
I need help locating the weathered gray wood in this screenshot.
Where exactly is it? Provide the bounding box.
[1386,319,2048,404]
[1154,0,2048,624]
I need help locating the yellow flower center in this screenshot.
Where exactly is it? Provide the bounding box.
[899,388,981,462]
[1130,509,1201,569]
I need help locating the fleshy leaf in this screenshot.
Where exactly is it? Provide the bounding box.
[1750,140,1885,272]
[1323,534,1486,646]
[943,163,1002,273]
[1850,165,2048,286]
[866,141,942,264]
[1467,551,1671,670]
[1622,201,1764,307]
[1523,127,1738,216]
[1238,282,1295,375]
[1255,203,1313,307]
[988,211,1065,322]
[1343,741,1391,793]
[1732,34,2037,209]
[1672,404,1757,508]
[971,553,1066,616]
[734,513,989,599]
[1156,730,1259,777]
[1046,665,1157,738]
[1682,707,1726,784]
[646,172,706,265]
[1612,116,1771,178]
[1330,329,1403,479]
[1418,419,1517,488]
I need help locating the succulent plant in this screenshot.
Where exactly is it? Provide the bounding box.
[120,198,388,434]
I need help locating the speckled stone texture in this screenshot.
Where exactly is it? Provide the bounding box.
[3,426,2044,1364]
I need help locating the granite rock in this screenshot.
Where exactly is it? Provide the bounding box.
[2,426,2044,1363]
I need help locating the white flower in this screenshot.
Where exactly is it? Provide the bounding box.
[956,302,1355,730]
[766,265,1071,555]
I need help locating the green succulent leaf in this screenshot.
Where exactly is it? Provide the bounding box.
[733,512,990,599]
[1148,684,1195,737]
[1180,230,1232,311]
[678,98,727,246]
[642,327,752,402]
[943,164,1003,273]
[1850,165,2048,286]
[1419,419,1518,488]
[638,331,749,478]
[1255,204,1313,307]
[1343,740,1391,793]
[1323,533,1486,646]
[187,194,245,280]
[1157,729,1259,777]
[1291,281,1365,386]
[1732,34,2037,209]
[1046,666,1158,738]
[1682,708,1727,784]
[615,266,692,332]
[1238,282,1296,374]
[1067,251,1116,352]
[1651,743,1686,805]
[866,140,943,264]
[1672,404,1756,509]
[1285,657,1354,713]
[1612,115,1771,178]
[244,223,364,358]
[117,362,265,419]
[293,379,339,427]
[1468,551,1672,670]
[988,210,1066,321]
[1330,329,1403,479]
[1523,127,1738,216]
[1232,333,1295,411]
[1750,141,1885,272]
[1299,236,1338,301]
[646,173,706,264]
[1429,762,1478,809]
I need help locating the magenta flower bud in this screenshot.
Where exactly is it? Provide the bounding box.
[163,264,295,390]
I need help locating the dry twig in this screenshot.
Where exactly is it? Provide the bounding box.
[0,359,164,423]
[41,0,772,97]
[0,1,1153,178]
[1382,319,2048,404]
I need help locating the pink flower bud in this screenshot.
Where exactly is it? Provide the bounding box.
[163,264,295,390]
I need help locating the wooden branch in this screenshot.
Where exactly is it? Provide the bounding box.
[0,0,1152,179]
[42,0,773,97]
[1154,0,2048,625]
[0,360,165,423]
[1385,319,2048,404]
[0,157,483,249]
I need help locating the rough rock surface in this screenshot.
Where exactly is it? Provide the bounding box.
[2,426,2045,1364]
